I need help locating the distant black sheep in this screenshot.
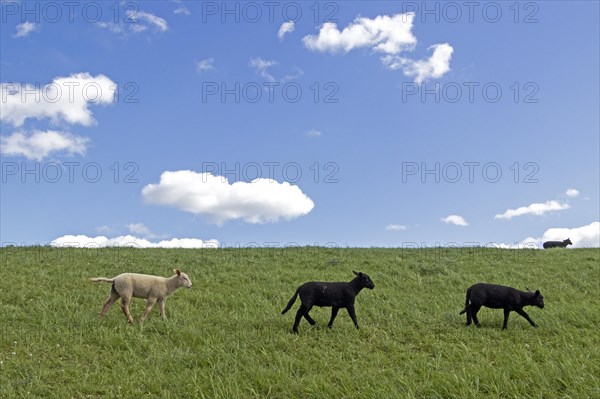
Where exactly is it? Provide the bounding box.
[459,283,544,329]
[543,238,573,249]
[281,271,375,334]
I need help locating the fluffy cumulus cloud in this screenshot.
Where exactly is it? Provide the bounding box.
[566,188,580,198]
[441,215,468,226]
[50,235,219,249]
[382,43,454,84]
[141,171,315,225]
[14,21,39,38]
[520,222,600,248]
[278,21,295,40]
[494,200,570,220]
[303,13,417,54]
[303,12,453,83]
[0,130,89,160]
[0,73,116,127]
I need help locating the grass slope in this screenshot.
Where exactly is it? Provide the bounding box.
[1,247,599,398]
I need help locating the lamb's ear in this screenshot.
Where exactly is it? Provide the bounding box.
[534,290,540,297]
[174,269,181,276]
[353,270,359,276]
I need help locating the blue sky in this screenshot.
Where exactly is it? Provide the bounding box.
[1,0,599,248]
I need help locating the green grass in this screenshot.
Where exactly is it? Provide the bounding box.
[1,247,599,398]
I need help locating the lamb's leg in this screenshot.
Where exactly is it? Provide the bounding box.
[100,290,119,317]
[158,299,166,320]
[120,295,134,324]
[502,309,511,330]
[471,306,481,327]
[465,307,473,326]
[140,298,157,323]
[327,307,340,328]
[346,305,359,329]
[293,307,305,334]
[303,310,316,326]
[516,308,537,327]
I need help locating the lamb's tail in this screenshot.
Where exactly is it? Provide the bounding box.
[459,288,471,314]
[281,290,299,314]
[89,277,115,283]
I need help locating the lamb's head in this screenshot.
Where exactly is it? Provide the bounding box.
[564,238,573,246]
[174,269,193,288]
[527,288,544,309]
[353,271,375,289]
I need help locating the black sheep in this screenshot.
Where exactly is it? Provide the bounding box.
[281,271,375,334]
[460,283,544,329]
[543,238,572,249]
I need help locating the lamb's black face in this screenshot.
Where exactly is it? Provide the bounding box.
[353,270,375,289]
[361,273,375,289]
[534,291,544,309]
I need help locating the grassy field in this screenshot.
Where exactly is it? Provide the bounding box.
[1,246,599,398]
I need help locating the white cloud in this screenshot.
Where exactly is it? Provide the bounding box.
[278,21,295,40]
[0,130,89,160]
[281,67,304,83]
[196,58,215,73]
[494,200,570,220]
[382,43,454,83]
[171,0,190,15]
[386,224,407,231]
[50,235,219,249]
[96,21,124,34]
[0,73,116,127]
[128,10,168,32]
[303,12,453,83]
[305,129,321,137]
[174,5,191,15]
[566,188,580,198]
[249,57,278,82]
[14,21,39,38]
[441,215,468,226]
[174,6,191,15]
[249,58,303,83]
[141,170,315,225]
[303,13,417,54]
[519,222,600,248]
[126,223,153,237]
[97,10,168,34]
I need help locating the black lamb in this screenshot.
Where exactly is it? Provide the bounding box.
[543,238,572,249]
[281,271,375,334]
[459,283,544,329]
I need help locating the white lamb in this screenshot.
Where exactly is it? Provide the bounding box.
[90,269,192,323]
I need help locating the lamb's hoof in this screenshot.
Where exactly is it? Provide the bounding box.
[465,322,471,327]
[292,329,298,334]
[532,324,538,328]
[327,325,333,329]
